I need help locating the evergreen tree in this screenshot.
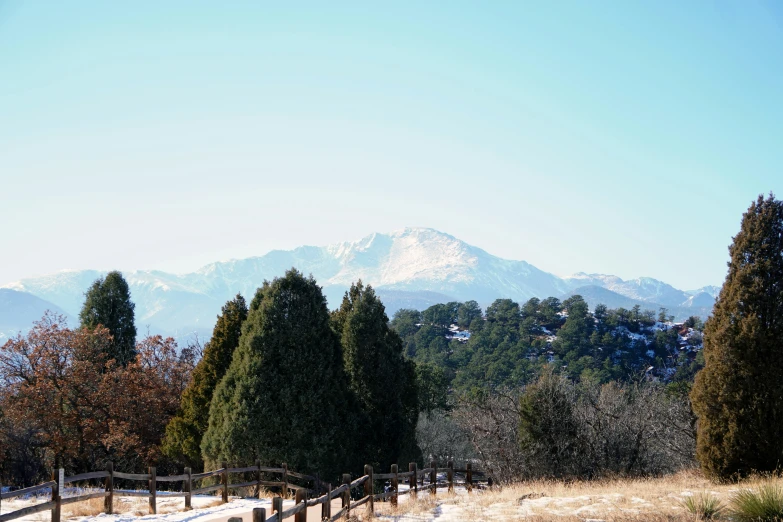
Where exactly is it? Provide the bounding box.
[201,269,355,478]
[457,300,483,328]
[691,194,783,480]
[421,304,454,330]
[79,271,137,365]
[553,296,594,358]
[332,281,420,469]
[519,369,582,478]
[415,362,449,414]
[485,299,521,328]
[162,295,248,468]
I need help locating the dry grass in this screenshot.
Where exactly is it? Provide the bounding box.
[371,471,783,521]
[63,496,153,517]
[376,492,439,518]
[64,497,106,517]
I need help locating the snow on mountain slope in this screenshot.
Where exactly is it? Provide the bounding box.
[325,228,567,301]
[1,228,713,338]
[682,291,717,308]
[563,285,712,321]
[563,273,694,308]
[5,269,104,318]
[686,285,721,298]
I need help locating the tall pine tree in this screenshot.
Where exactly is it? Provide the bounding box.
[79,271,137,365]
[162,295,248,468]
[332,282,420,470]
[691,194,783,480]
[201,270,355,478]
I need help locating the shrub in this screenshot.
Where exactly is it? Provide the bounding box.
[681,493,724,520]
[731,484,783,521]
[455,375,696,482]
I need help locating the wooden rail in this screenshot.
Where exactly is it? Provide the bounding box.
[0,481,55,500]
[0,458,486,522]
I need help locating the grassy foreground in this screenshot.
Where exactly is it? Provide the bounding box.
[373,470,783,521]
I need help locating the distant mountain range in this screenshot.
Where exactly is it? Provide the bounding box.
[0,228,718,340]
[0,289,74,342]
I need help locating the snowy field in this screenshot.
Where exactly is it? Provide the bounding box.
[0,489,273,522]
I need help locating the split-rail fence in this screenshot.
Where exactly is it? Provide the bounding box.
[0,460,485,522]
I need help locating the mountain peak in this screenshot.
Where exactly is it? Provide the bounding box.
[389,227,456,239]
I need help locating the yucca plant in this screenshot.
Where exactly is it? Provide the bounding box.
[731,484,783,521]
[681,492,725,520]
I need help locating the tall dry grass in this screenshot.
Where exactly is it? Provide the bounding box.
[372,470,783,521]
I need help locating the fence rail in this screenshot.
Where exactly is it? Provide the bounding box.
[0,458,485,522]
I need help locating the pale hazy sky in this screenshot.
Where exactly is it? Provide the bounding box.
[1,1,781,290]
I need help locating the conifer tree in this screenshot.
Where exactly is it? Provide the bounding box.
[79,271,137,365]
[553,295,593,358]
[457,300,483,328]
[162,295,248,468]
[201,270,355,478]
[691,194,783,479]
[332,281,420,469]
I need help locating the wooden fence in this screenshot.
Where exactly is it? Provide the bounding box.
[0,460,484,522]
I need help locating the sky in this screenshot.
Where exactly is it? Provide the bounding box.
[1,1,781,290]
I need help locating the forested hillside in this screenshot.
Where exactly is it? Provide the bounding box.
[393,296,705,396]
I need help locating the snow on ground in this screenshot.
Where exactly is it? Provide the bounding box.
[0,491,272,522]
[73,497,272,522]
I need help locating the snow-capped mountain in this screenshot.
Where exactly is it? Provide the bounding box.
[563,273,699,308]
[1,228,716,339]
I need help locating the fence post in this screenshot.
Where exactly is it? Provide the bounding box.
[295,488,307,522]
[272,497,283,519]
[342,473,351,520]
[104,461,114,514]
[221,461,228,504]
[184,467,192,510]
[429,461,436,497]
[409,463,417,500]
[253,507,266,522]
[256,460,263,499]
[149,466,157,515]
[281,462,288,498]
[363,465,373,518]
[322,483,332,521]
[447,461,454,493]
[466,462,472,493]
[51,468,62,522]
[390,464,398,508]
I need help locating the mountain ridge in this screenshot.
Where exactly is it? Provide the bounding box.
[1,228,716,338]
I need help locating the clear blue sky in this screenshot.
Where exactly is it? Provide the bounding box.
[1,1,781,290]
